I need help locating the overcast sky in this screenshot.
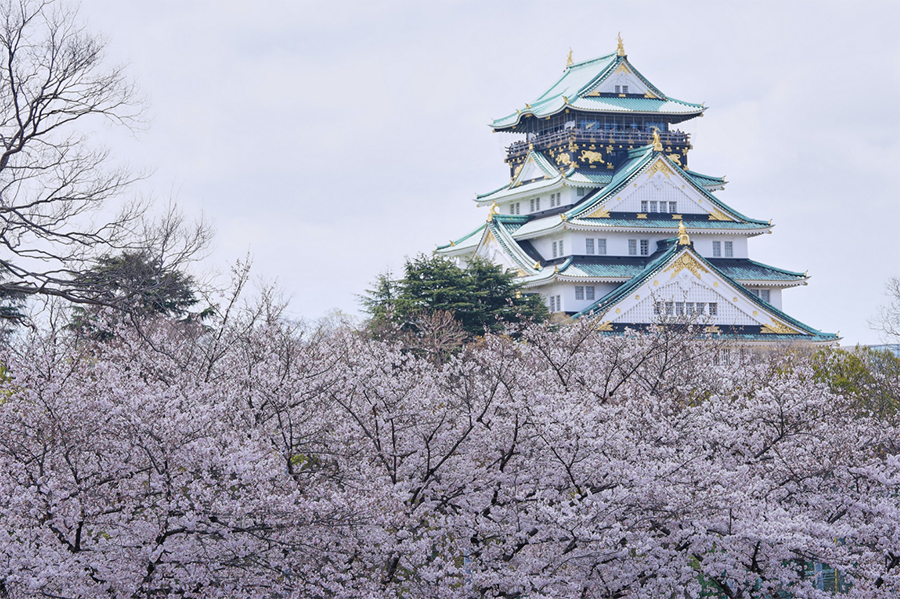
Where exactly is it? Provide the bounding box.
[78,0,899,344]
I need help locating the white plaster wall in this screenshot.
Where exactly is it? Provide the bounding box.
[692,235,748,259]
[541,282,620,313]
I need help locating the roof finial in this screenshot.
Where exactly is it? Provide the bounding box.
[566,47,574,67]
[677,220,690,245]
[617,33,625,57]
[652,128,663,151]
[487,201,499,222]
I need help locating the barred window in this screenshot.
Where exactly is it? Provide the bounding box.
[669,201,677,213]
[577,187,586,197]
[628,239,637,256]
[549,296,556,311]
[654,302,661,315]
[598,239,607,255]
[712,241,721,257]
[640,239,649,256]
[615,85,621,93]
[586,286,595,300]
[530,198,535,212]
[622,85,629,94]
[552,241,558,258]
[724,241,733,257]
[535,197,541,211]
[586,238,595,254]
[575,286,584,300]
[665,301,674,315]
[709,302,718,316]
[641,201,648,212]
[696,302,706,314]
[686,302,694,315]
[556,295,561,311]
[650,201,657,212]
[676,302,684,315]
[761,289,770,303]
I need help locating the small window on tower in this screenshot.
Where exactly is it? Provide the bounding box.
[650,201,657,212]
[575,286,584,300]
[659,201,668,214]
[761,289,770,303]
[641,201,648,212]
[640,240,649,256]
[556,295,562,311]
[598,238,607,255]
[530,199,535,212]
[665,301,674,315]
[535,197,541,211]
[686,302,694,315]
[712,241,722,257]
[615,85,621,93]
[586,286,595,300]
[586,238,595,254]
[577,187,586,197]
[558,239,563,255]
[669,202,677,213]
[628,239,637,255]
[654,302,661,315]
[724,241,733,257]
[622,85,629,94]
[709,302,718,316]
[676,302,684,315]
[696,302,706,314]
[552,241,558,258]
[549,296,556,312]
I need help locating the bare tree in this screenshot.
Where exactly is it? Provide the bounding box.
[871,276,900,343]
[0,0,207,313]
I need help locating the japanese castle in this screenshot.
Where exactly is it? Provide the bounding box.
[436,38,837,344]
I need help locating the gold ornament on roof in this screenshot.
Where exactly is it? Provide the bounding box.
[533,261,541,270]
[617,33,625,57]
[677,220,690,245]
[487,201,499,222]
[566,48,574,67]
[652,129,663,151]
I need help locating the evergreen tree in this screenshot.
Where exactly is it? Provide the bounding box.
[361,255,547,337]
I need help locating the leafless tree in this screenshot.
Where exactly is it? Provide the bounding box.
[871,276,900,343]
[0,0,208,313]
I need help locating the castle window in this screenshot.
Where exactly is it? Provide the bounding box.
[709,302,718,316]
[659,201,668,214]
[628,239,637,255]
[665,301,674,315]
[724,241,733,257]
[641,201,648,212]
[558,239,563,255]
[761,289,770,303]
[676,302,684,315]
[696,302,706,314]
[640,239,649,256]
[575,286,584,300]
[530,199,535,212]
[549,296,555,311]
[654,302,661,315]
[622,85,629,94]
[686,302,695,315]
[712,241,722,257]
[650,201,657,212]
[535,197,541,211]
[556,295,561,311]
[577,187,586,197]
[669,201,677,212]
[598,238,607,255]
[615,85,620,93]
[586,286,595,300]
[586,238,595,254]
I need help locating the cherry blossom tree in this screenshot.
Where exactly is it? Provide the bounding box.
[0,308,896,598]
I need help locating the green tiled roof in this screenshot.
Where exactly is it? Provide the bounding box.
[710,259,805,282]
[491,52,703,129]
[573,217,769,230]
[567,145,768,226]
[436,223,485,251]
[571,244,836,341]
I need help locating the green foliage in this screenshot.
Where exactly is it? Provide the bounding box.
[361,254,548,337]
[812,346,900,419]
[74,252,202,318]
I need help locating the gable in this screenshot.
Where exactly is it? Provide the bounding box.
[475,228,528,276]
[512,153,553,187]
[600,251,804,334]
[585,62,657,98]
[601,157,735,220]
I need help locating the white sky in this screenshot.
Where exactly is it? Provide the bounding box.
[78,0,899,344]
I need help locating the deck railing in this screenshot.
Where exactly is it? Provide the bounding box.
[507,128,690,160]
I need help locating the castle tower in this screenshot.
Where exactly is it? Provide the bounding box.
[436,40,837,345]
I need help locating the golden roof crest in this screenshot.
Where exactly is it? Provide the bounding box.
[677,220,690,245]
[566,48,573,67]
[617,33,625,57]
